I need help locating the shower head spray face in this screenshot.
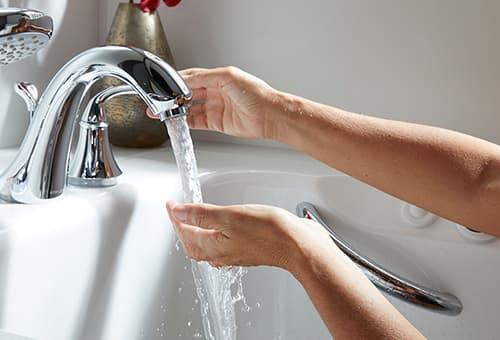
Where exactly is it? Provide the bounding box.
[0,7,53,65]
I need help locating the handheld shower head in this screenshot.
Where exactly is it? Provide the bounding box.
[0,7,53,65]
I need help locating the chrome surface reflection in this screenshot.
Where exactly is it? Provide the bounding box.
[0,45,191,203]
[296,201,463,316]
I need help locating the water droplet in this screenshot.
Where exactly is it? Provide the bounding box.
[194,299,199,304]
[193,332,202,338]
[187,321,192,327]
[178,287,183,293]
[255,302,261,309]
[175,239,181,251]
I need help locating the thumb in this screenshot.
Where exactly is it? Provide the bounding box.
[166,201,229,230]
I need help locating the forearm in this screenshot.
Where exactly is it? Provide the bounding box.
[269,90,500,234]
[288,236,424,339]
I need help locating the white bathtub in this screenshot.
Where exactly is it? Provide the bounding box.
[0,142,498,339]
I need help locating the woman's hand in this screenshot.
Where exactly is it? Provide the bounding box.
[167,200,424,339]
[166,200,329,271]
[179,67,279,139]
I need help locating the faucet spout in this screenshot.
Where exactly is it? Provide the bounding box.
[0,45,191,203]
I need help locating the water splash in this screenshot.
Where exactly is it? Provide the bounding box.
[165,115,247,340]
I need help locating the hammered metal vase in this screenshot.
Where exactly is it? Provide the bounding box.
[104,1,176,147]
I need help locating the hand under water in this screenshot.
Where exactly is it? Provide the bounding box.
[166,200,331,271]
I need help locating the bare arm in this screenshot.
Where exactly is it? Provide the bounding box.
[289,217,423,339]
[180,66,500,235]
[270,92,500,235]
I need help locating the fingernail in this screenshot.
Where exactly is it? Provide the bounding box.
[173,205,188,222]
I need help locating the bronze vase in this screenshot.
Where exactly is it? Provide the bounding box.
[104,1,176,147]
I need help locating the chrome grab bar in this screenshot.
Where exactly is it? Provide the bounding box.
[296,202,463,316]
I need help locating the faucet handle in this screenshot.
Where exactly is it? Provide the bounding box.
[15,81,38,120]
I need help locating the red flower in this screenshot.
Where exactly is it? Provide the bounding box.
[139,0,181,12]
[163,0,181,7]
[140,0,160,12]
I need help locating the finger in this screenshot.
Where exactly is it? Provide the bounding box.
[186,88,208,129]
[190,87,207,102]
[167,202,232,262]
[173,223,212,261]
[187,103,206,116]
[180,67,233,89]
[167,203,213,261]
[189,87,224,109]
[167,201,225,230]
[179,67,208,77]
[187,96,225,131]
[187,109,209,130]
[208,261,223,268]
[175,222,230,262]
[188,112,221,131]
[145,107,159,120]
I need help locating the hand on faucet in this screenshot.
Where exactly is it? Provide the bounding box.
[176,66,500,235]
[148,67,279,140]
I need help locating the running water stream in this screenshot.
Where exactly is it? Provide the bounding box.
[165,116,247,340]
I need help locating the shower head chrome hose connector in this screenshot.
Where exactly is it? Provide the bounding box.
[0,7,53,65]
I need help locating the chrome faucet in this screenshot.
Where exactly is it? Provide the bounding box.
[0,45,191,203]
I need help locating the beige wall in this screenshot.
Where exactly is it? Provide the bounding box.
[1,1,499,147]
[102,0,500,146]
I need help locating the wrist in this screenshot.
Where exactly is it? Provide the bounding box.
[266,90,324,151]
[281,217,341,279]
[263,90,304,143]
